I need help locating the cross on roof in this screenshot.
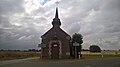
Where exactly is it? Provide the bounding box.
[55,1,59,7]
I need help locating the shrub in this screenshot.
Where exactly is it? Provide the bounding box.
[89,45,101,52]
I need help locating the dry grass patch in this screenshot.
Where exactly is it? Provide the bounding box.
[0,51,41,61]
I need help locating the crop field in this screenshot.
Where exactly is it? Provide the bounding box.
[81,50,120,59]
[81,50,120,55]
[0,50,120,61]
[0,51,41,61]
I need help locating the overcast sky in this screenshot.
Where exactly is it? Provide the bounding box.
[0,0,120,50]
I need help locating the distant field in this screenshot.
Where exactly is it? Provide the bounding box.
[81,51,120,59]
[81,50,120,55]
[0,51,41,61]
[0,51,120,61]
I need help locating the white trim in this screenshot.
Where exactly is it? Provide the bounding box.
[59,41,62,59]
[49,42,51,58]
[49,40,62,59]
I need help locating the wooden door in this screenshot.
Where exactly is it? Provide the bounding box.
[51,44,59,59]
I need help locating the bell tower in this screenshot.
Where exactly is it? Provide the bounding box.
[52,7,61,27]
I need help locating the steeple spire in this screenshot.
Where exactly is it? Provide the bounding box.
[55,7,58,18]
[52,7,61,27]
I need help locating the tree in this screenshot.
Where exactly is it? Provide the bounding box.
[72,33,83,44]
[89,45,101,52]
[71,33,83,58]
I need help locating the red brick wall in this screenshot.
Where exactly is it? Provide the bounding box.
[41,27,70,59]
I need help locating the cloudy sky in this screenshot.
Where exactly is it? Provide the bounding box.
[0,0,120,50]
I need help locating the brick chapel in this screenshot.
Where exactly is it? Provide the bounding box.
[41,7,71,59]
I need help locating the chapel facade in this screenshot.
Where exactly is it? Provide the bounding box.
[41,7,71,59]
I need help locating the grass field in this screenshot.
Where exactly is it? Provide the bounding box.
[81,51,120,59]
[0,50,120,61]
[0,51,41,61]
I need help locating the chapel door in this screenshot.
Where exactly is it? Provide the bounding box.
[51,43,59,59]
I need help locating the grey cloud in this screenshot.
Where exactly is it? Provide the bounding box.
[0,0,24,15]
[0,0,41,49]
[67,0,120,50]
[0,0,120,50]
[60,0,102,33]
[0,16,12,28]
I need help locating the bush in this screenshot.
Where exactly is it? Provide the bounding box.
[89,45,101,52]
